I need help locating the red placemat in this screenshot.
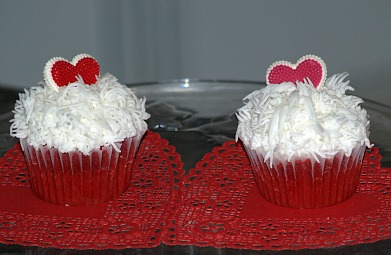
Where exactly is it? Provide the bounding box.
[163,141,391,251]
[0,131,183,250]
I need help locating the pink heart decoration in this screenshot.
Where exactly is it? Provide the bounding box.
[266,55,327,89]
[44,54,100,91]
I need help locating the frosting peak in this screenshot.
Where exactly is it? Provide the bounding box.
[236,73,371,165]
[10,73,150,154]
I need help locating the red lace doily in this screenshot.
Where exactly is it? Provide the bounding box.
[0,131,183,250]
[163,141,391,251]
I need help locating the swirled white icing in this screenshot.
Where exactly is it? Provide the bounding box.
[236,73,372,165]
[10,73,150,154]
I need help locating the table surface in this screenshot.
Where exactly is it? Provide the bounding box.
[0,80,390,254]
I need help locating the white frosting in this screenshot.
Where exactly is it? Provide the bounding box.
[10,73,150,154]
[236,73,372,166]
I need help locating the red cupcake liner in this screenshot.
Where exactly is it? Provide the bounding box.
[245,144,366,208]
[21,136,142,206]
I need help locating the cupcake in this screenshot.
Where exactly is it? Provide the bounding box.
[236,55,372,208]
[10,54,150,205]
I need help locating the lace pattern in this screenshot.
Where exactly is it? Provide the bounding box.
[0,136,390,250]
[163,142,390,250]
[0,131,183,250]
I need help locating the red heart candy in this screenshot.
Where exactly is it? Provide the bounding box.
[266,55,327,89]
[44,54,100,91]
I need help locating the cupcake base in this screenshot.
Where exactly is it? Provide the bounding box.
[245,145,366,208]
[21,137,141,206]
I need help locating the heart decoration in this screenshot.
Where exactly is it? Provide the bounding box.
[44,54,100,91]
[266,55,327,89]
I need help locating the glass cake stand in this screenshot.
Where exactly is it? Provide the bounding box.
[0,80,390,254]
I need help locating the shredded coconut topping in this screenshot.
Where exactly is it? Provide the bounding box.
[10,73,150,154]
[236,73,372,165]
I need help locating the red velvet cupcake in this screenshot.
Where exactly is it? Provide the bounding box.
[236,55,371,208]
[10,54,149,205]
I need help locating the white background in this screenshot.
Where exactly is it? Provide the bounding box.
[0,0,390,105]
